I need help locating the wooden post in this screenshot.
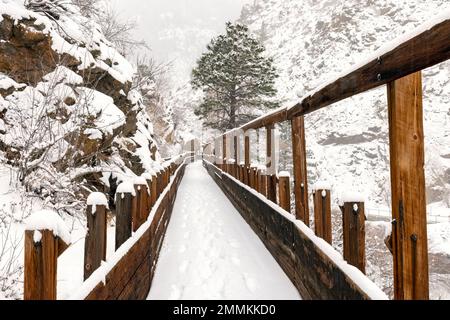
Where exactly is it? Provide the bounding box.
[340,202,366,273]
[191,139,195,163]
[266,125,277,203]
[156,170,163,196]
[115,185,133,250]
[313,188,332,244]
[261,172,269,198]
[292,116,310,225]
[84,194,108,280]
[133,180,149,232]
[234,135,239,178]
[223,135,227,172]
[151,173,158,206]
[24,230,67,300]
[387,71,429,300]
[244,133,250,185]
[255,167,261,193]
[278,173,291,213]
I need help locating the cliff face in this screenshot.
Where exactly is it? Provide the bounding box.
[239,0,450,209]
[0,1,160,213]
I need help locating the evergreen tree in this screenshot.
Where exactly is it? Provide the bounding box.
[191,22,278,131]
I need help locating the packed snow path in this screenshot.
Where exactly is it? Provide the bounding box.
[147,162,301,300]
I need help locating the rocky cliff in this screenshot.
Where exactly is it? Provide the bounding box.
[0,0,162,213]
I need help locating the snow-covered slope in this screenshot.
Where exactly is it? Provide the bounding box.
[0,0,164,299]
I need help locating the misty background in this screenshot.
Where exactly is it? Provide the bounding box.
[111,0,252,85]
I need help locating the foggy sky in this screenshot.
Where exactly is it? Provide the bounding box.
[111,0,252,82]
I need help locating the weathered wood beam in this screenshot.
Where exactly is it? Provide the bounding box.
[387,71,429,300]
[288,18,450,119]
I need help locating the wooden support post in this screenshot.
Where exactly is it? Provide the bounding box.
[266,125,277,203]
[244,133,250,185]
[261,173,269,198]
[151,174,158,206]
[24,230,62,300]
[234,135,239,178]
[313,188,332,244]
[278,173,291,213]
[156,170,163,195]
[223,135,227,172]
[255,167,261,193]
[387,71,429,300]
[115,188,133,250]
[133,181,149,232]
[292,116,310,225]
[340,202,366,273]
[191,139,195,163]
[84,196,107,280]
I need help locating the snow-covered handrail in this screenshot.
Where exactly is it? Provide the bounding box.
[23,153,192,300]
[216,10,450,135]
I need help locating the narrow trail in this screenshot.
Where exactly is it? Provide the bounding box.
[147,161,301,300]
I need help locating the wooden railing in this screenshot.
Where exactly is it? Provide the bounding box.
[203,13,450,300]
[24,153,192,300]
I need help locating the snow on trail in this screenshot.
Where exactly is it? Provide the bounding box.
[147,162,301,300]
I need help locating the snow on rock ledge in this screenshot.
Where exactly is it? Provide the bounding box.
[25,210,71,245]
[87,192,109,215]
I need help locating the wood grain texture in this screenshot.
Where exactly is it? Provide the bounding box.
[84,204,107,280]
[387,72,429,300]
[341,202,366,273]
[313,190,332,244]
[24,230,58,300]
[115,192,133,250]
[291,116,310,225]
[278,175,291,213]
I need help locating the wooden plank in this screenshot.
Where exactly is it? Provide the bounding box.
[84,204,107,280]
[291,116,310,225]
[24,230,58,300]
[115,192,133,250]
[387,71,429,300]
[288,19,450,119]
[341,202,366,273]
[313,189,332,244]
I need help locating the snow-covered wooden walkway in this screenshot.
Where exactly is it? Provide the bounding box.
[147,161,301,300]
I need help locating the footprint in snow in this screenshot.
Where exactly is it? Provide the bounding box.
[243,274,258,293]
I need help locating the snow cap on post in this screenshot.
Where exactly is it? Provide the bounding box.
[134,176,150,194]
[312,181,331,191]
[87,192,109,215]
[278,171,290,178]
[25,210,71,245]
[115,181,136,200]
[338,191,367,206]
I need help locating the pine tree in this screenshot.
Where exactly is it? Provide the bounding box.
[191,22,278,131]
